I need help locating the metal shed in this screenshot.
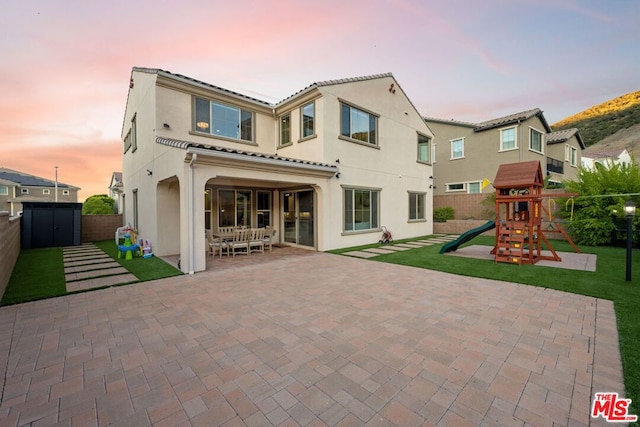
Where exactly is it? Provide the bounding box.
[21,202,82,249]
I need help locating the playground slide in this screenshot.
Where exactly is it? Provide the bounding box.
[439,220,496,254]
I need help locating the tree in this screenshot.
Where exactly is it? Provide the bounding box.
[82,194,115,215]
[562,162,640,245]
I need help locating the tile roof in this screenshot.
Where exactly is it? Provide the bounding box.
[582,147,627,158]
[547,128,586,149]
[424,108,552,133]
[474,108,550,132]
[422,117,477,128]
[0,168,75,188]
[279,73,394,105]
[156,137,338,171]
[136,67,395,108]
[135,67,274,107]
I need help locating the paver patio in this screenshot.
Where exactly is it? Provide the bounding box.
[0,251,626,426]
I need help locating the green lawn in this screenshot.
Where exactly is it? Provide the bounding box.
[1,240,182,305]
[330,235,640,422]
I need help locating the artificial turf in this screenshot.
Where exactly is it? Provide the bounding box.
[1,240,182,306]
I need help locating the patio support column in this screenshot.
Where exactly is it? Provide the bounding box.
[188,153,198,275]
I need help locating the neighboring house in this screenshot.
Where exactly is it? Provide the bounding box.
[0,168,80,216]
[108,172,124,214]
[546,128,585,184]
[121,67,435,273]
[581,147,632,170]
[423,109,584,218]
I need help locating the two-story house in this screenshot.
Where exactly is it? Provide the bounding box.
[121,68,434,273]
[424,109,584,219]
[0,168,80,216]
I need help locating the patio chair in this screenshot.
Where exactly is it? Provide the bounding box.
[206,230,229,258]
[263,227,276,252]
[249,228,265,254]
[228,228,250,257]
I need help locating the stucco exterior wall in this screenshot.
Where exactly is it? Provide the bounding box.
[428,117,549,197]
[123,69,435,273]
[0,212,20,298]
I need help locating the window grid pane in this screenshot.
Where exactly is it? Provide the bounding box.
[501,128,516,150]
[280,114,291,145]
[452,139,463,158]
[418,134,430,162]
[302,103,314,137]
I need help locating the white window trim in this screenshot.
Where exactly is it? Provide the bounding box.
[499,126,518,152]
[566,144,578,167]
[341,185,382,234]
[62,190,70,195]
[445,182,466,193]
[450,137,465,160]
[467,181,482,194]
[408,191,427,222]
[0,186,8,196]
[43,189,50,195]
[300,101,316,141]
[528,127,544,154]
[21,188,29,194]
[417,133,431,164]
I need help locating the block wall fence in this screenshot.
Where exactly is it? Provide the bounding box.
[0,212,21,297]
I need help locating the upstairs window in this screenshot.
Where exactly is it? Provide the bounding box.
[131,114,137,152]
[21,188,29,194]
[341,102,377,145]
[500,127,517,151]
[529,128,543,153]
[195,97,253,142]
[279,113,291,146]
[566,145,578,167]
[417,134,431,163]
[451,138,464,159]
[301,102,315,138]
[0,186,8,195]
[43,189,50,195]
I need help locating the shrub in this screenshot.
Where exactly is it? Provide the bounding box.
[434,207,455,222]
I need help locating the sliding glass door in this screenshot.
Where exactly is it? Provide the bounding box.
[283,190,314,247]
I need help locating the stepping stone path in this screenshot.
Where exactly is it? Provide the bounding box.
[63,243,138,292]
[342,234,460,258]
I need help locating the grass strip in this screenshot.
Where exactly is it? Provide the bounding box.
[1,247,66,304]
[1,241,182,306]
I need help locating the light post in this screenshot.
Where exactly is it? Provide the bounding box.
[54,166,59,202]
[625,201,636,282]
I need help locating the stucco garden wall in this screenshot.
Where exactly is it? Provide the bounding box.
[0,212,21,297]
[82,214,123,243]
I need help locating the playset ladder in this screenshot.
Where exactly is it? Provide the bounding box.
[495,222,527,265]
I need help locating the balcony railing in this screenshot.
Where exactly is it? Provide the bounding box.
[547,158,564,174]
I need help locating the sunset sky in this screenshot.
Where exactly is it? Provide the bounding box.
[1,0,638,201]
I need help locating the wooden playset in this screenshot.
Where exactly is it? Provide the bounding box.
[491,161,579,265]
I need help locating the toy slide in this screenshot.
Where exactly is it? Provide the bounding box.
[439,220,496,254]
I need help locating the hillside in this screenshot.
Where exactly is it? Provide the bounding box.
[552,91,640,148]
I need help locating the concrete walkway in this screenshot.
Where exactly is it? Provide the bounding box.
[0,251,626,426]
[63,243,137,292]
[342,235,460,259]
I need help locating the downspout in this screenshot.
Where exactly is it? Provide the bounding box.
[188,153,198,275]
